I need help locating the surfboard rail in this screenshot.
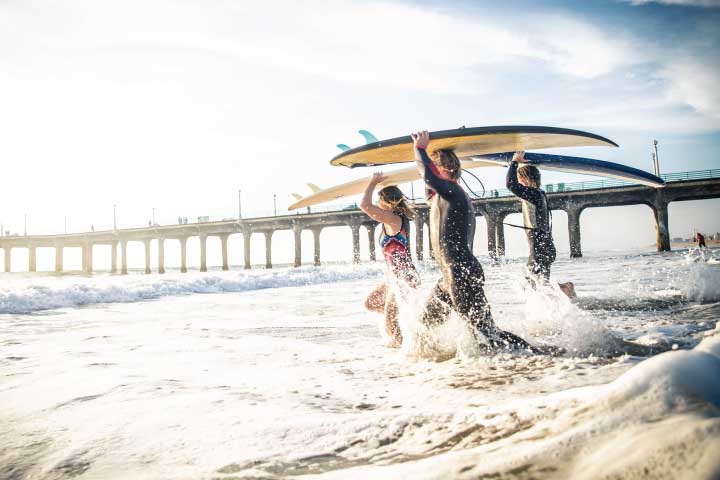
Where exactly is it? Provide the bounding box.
[330,125,618,168]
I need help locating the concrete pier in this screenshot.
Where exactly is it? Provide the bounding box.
[312,228,322,266]
[111,242,118,273]
[220,235,229,271]
[566,208,583,258]
[179,237,188,273]
[158,239,166,274]
[56,245,63,272]
[1,173,717,273]
[199,235,207,272]
[143,240,151,274]
[293,227,302,268]
[264,231,273,269]
[243,231,251,270]
[121,241,128,274]
[350,222,361,264]
[366,224,376,261]
[29,246,37,272]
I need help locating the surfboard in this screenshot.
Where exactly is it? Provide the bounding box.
[288,159,496,210]
[470,152,665,188]
[330,126,618,168]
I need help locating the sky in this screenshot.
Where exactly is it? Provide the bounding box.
[1,0,719,266]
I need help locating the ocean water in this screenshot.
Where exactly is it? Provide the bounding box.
[1,248,719,479]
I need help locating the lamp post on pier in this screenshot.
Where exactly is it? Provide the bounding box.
[238,189,242,219]
[113,204,117,230]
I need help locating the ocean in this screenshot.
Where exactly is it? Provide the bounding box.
[1,248,719,479]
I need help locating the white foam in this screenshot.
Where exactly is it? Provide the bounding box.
[0,265,383,314]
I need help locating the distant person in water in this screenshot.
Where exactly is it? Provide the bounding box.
[506,151,576,299]
[696,232,707,248]
[411,130,541,353]
[360,172,420,347]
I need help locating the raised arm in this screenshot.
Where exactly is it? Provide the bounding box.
[359,172,402,233]
[506,152,543,204]
[411,130,457,199]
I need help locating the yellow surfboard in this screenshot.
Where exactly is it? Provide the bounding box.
[289,159,495,210]
[330,126,618,168]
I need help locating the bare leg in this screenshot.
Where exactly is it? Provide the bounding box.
[365,283,387,313]
[384,291,402,348]
[421,280,453,327]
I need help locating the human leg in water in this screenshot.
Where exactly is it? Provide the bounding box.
[384,290,403,348]
[364,283,387,313]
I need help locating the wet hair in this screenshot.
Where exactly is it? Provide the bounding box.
[378,186,415,219]
[430,149,461,180]
[518,165,541,187]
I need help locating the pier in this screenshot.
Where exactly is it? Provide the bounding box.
[1,170,718,273]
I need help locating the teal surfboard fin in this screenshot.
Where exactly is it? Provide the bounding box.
[336,144,351,152]
[358,130,378,144]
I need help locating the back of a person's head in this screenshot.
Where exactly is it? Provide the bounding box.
[518,165,541,187]
[431,149,461,180]
[379,186,414,219]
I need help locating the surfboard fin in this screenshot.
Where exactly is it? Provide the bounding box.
[336,144,351,152]
[358,130,378,144]
[306,183,322,193]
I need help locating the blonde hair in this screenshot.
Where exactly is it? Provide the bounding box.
[518,165,541,187]
[430,149,461,180]
[379,186,415,220]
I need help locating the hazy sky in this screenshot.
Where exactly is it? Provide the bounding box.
[1,0,718,253]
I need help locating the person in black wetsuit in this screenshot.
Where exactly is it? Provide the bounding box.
[411,130,538,353]
[360,172,420,347]
[506,152,576,298]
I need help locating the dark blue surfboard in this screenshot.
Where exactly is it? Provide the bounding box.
[470,152,665,188]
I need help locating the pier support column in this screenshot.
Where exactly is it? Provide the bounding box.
[55,245,63,273]
[121,240,128,274]
[312,228,322,266]
[220,235,229,271]
[144,239,152,274]
[84,243,93,274]
[496,214,506,257]
[567,208,583,258]
[426,220,435,260]
[111,242,118,273]
[414,216,424,261]
[264,231,273,269]
[28,246,36,272]
[4,247,10,272]
[158,238,165,274]
[243,231,252,270]
[366,224,376,261]
[485,214,498,260]
[199,235,207,272]
[179,237,188,273]
[653,200,671,252]
[350,223,361,264]
[293,227,302,267]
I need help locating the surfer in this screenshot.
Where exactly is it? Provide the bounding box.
[696,232,707,248]
[360,172,420,347]
[506,151,576,298]
[410,130,540,353]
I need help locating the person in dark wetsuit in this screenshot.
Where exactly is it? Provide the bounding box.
[360,172,420,347]
[696,232,707,248]
[410,130,538,352]
[506,151,575,298]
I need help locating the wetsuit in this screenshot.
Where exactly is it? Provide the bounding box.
[379,215,420,287]
[506,161,557,281]
[697,233,707,248]
[417,148,534,351]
